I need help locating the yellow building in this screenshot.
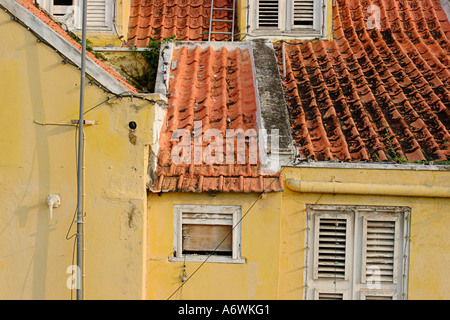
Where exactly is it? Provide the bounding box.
[0,0,166,299]
[1,0,450,301]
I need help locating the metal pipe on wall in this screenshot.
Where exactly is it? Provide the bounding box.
[286,178,450,198]
[76,0,88,300]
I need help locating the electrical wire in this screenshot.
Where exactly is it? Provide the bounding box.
[166,163,291,300]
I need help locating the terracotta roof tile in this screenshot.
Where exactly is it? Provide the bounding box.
[127,0,235,46]
[275,0,450,163]
[151,44,283,193]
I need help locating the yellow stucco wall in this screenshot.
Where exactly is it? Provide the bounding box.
[0,8,159,299]
[146,191,282,300]
[2,1,450,301]
[145,166,450,300]
[278,166,450,300]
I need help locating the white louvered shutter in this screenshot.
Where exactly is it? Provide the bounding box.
[72,0,113,31]
[361,215,399,284]
[257,0,279,28]
[306,205,410,300]
[86,0,107,28]
[318,292,343,300]
[293,0,314,27]
[313,215,350,280]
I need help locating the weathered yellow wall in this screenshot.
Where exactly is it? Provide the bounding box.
[146,191,282,300]
[0,9,158,299]
[278,166,450,300]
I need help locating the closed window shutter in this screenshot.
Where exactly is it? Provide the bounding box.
[306,205,410,300]
[293,0,314,27]
[318,292,343,300]
[314,217,348,280]
[361,215,399,285]
[86,0,108,28]
[364,295,393,300]
[257,0,279,28]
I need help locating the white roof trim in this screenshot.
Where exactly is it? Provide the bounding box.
[287,160,450,171]
[1,0,132,95]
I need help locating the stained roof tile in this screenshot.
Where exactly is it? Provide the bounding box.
[275,0,450,163]
[151,43,283,193]
[128,0,235,46]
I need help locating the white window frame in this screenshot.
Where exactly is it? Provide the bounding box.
[37,0,114,32]
[249,0,327,39]
[304,204,411,300]
[169,205,245,264]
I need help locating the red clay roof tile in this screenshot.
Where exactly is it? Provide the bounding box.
[127,0,235,46]
[151,43,283,193]
[275,0,450,163]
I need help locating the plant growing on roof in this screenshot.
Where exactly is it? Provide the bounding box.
[67,31,107,61]
[128,36,176,93]
[384,128,408,163]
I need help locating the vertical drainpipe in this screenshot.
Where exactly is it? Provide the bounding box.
[76,0,88,301]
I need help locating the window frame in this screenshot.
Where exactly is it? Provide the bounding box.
[304,204,411,300]
[170,204,245,264]
[249,0,327,39]
[37,0,114,32]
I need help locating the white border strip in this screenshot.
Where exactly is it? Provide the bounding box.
[288,161,450,171]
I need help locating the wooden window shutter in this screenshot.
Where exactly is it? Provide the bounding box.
[364,294,393,300]
[361,214,399,284]
[257,0,279,28]
[86,0,108,28]
[181,212,233,254]
[292,0,314,27]
[306,205,410,300]
[313,214,352,281]
[318,292,343,300]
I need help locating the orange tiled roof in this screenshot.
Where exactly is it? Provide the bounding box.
[151,44,283,193]
[128,0,235,47]
[274,0,450,163]
[15,0,137,93]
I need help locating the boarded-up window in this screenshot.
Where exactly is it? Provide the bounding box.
[172,205,243,263]
[182,224,232,254]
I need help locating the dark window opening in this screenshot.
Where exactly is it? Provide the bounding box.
[54,0,73,5]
